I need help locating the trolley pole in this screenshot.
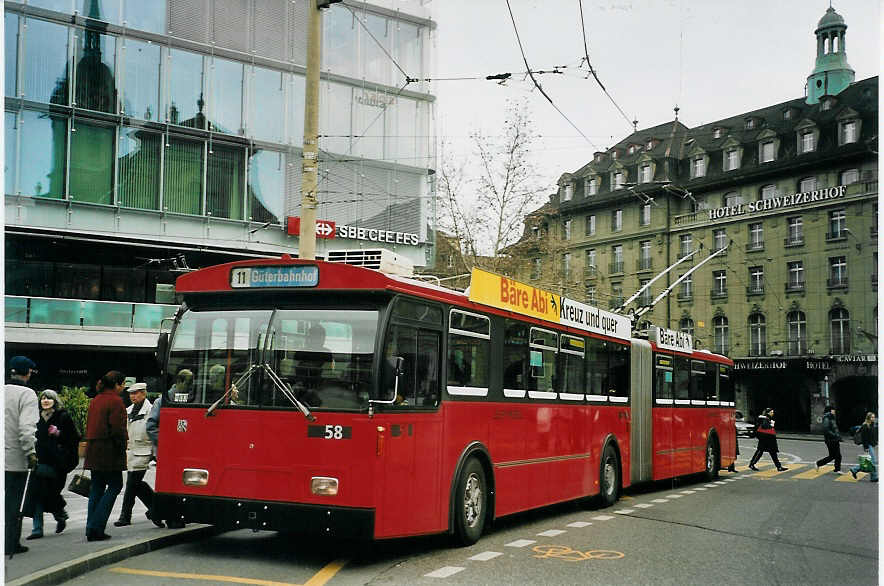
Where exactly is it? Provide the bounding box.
[299,0,323,260]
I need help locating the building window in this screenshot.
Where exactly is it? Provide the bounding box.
[713,316,729,355]
[638,279,652,306]
[745,119,755,130]
[787,311,807,355]
[532,226,541,240]
[646,139,654,150]
[724,149,739,171]
[799,176,817,193]
[613,171,625,189]
[679,234,693,258]
[531,258,542,280]
[562,183,573,202]
[748,223,763,249]
[713,228,727,251]
[562,253,571,280]
[585,249,596,270]
[760,140,775,163]
[679,274,693,300]
[585,214,596,236]
[787,216,803,245]
[829,256,847,287]
[724,191,743,207]
[749,266,764,294]
[640,164,652,183]
[748,313,766,356]
[640,204,651,226]
[713,270,727,295]
[787,261,804,291]
[783,109,792,120]
[612,209,622,232]
[691,157,706,178]
[840,120,857,144]
[799,131,815,154]
[639,240,651,270]
[563,219,572,240]
[586,177,598,196]
[830,308,850,354]
[828,209,846,239]
[586,285,596,305]
[679,317,694,337]
[610,283,623,309]
[70,122,115,205]
[712,128,722,139]
[611,245,623,273]
[840,168,859,185]
[761,184,777,200]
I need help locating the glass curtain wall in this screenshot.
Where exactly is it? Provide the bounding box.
[69,121,114,204]
[117,126,161,209]
[121,38,161,120]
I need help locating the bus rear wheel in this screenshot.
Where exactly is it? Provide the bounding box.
[453,458,486,546]
[598,444,620,508]
[705,437,720,480]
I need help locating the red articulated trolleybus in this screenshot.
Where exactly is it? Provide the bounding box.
[152,254,736,544]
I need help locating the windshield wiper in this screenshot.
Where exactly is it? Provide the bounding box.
[262,363,316,422]
[206,363,260,417]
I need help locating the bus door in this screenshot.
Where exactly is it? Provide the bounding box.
[375,299,444,537]
[652,355,675,480]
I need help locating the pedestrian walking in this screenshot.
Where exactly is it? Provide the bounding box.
[114,383,164,528]
[25,390,80,539]
[84,370,128,541]
[815,404,843,473]
[748,408,788,471]
[849,412,878,482]
[5,356,39,555]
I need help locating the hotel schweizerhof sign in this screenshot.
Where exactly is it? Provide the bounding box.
[707,185,846,220]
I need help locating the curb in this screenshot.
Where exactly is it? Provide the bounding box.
[7,525,224,586]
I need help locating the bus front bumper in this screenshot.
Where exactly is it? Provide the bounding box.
[153,493,375,539]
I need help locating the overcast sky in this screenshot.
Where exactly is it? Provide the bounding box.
[430,0,880,192]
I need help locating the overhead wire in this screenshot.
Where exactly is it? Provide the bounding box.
[505,0,598,149]
[577,0,634,130]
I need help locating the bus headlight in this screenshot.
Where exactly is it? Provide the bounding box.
[311,477,339,496]
[182,469,209,486]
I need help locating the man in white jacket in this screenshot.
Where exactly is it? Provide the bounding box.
[5,356,39,555]
[114,383,164,527]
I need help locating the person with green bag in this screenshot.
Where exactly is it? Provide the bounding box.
[849,412,878,482]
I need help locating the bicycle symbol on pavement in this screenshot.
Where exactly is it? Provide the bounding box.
[532,544,625,562]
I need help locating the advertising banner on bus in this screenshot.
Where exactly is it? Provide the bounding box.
[468,269,631,341]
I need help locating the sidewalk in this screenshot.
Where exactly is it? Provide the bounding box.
[4,463,220,585]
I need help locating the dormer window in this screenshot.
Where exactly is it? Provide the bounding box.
[724,149,740,171]
[799,131,815,154]
[822,98,835,111]
[640,164,652,183]
[691,157,706,179]
[628,145,636,155]
[745,119,755,130]
[783,109,792,120]
[562,183,574,202]
[585,177,598,196]
[646,139,654,150]
[712,128,723,139]
[612,171,625,189]
[840,120,858,144]
[760,140,775,163]
[612,150,619,160]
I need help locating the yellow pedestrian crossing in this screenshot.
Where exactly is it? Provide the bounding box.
[835,471,867,482]
[754,464,805,478]
[792,467,833,480]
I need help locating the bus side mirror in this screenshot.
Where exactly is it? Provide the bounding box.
[155,332,169,369]
[369,356,403,415]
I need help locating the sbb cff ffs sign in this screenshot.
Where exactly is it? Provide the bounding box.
[287,217,336,239]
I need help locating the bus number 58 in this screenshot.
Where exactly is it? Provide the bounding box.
[325,425,344,440]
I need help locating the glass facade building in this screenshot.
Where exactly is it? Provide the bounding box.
[4,0,436,387]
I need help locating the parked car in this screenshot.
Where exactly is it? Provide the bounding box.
[735,410,755,437]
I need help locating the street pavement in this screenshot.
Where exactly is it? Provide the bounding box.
[0,433,854,585]
[3,462,218,585]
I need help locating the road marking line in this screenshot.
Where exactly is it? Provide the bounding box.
[304,559,349,586]
[714,481,727,485]
[679,490,696,494]
[614,509,634,514]
[425,567,465,578]
[666,494,683,499]
[537,529,566,537]
[703,484,717,488]
[506,539,536,548]
[693,487,708,491]
[651,499,669,503]
[591,515,615,521]
[566,521,592,528]
[633,503,654,509]
[469,551,503,561]
[792,467,832,480]
[110,567,299,586]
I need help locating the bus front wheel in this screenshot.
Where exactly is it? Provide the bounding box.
[453,458,486,546]
[598,444,620,508]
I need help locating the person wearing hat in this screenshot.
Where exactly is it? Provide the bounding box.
[5,356,39,554]
[114,383,164,528]
[26,389,80,539]
[815,404,843,474]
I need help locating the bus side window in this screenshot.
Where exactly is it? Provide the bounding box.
[674,357,690,401]
[704,362,719,402]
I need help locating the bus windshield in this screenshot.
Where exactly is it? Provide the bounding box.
[167,308,380,410]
